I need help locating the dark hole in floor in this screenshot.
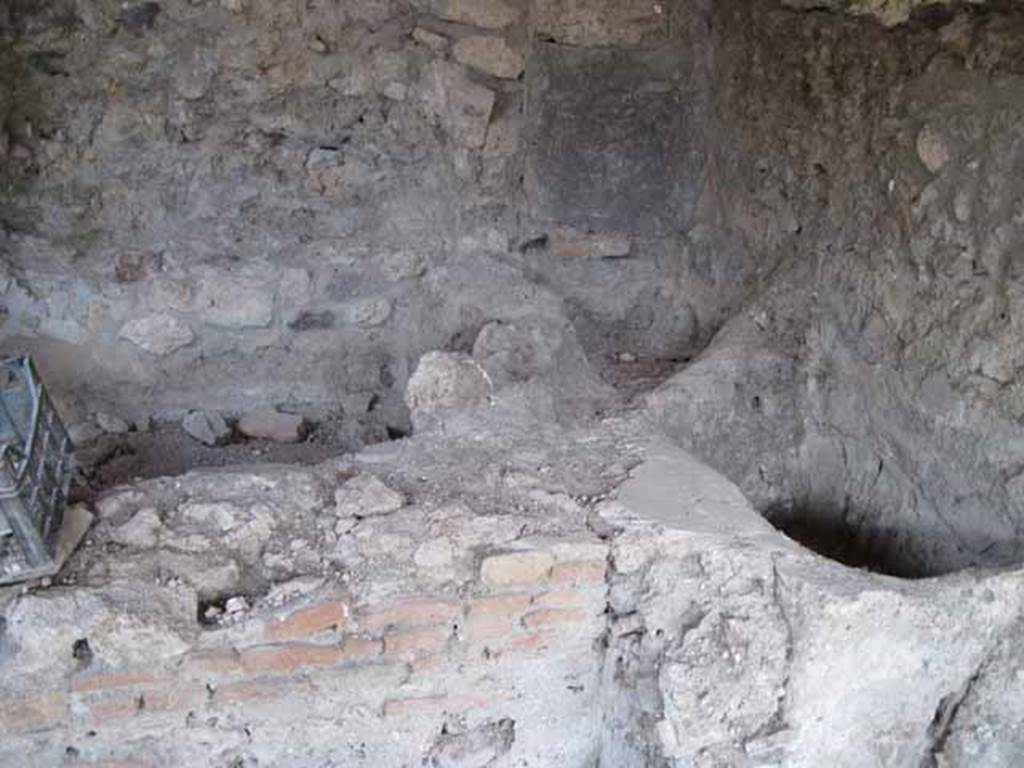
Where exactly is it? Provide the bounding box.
[764,505,938,579]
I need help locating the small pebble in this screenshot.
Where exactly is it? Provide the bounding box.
[225,596,248,614]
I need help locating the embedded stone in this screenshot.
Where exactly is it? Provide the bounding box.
[916,124,951,174]
[197,276,273,328]
[335,474,406,519]
[182,410,231,446]
[453,36,525,80]
[238,408,307,443]
[410,0,519,29]
[119,314,194,355]
[422,62,495,149]
[405,351,493,414]
[109,508,163,549]
[95,411,131,434]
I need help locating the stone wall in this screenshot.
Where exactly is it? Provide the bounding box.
[4,419,1024,766]
[648,1,1024,576]
[0,0,743,436]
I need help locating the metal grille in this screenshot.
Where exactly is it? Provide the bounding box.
[0,357,75,584]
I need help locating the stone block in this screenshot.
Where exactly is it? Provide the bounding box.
[197,276,273,329]
[182,410,231,446]
[335,474,406,519]
[453,36,524,80]
[266,598,349,640]
[361,598,459,632]
[533,0,666,46]
[410,0,519,29]
[119,314,194,355]
[238,408,307,443]
[383,627,451,659]
[239,643,343,674]
[405,351,493,415]
[480,551,554,586]
[421,62,495,149]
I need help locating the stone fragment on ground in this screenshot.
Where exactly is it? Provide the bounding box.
[182,410,231,446]
[238,408,307,443]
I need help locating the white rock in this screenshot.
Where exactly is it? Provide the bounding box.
[225,595,249,614]
[413,27,449,52]
[380,251,426,281]
[347,297,392,327]
[109,508,163,549]
[238,408,306,443]
[335,473,406,519]
[119,314,194,355]
[181,501,242,532]
[916,125,951,174]
[197,276,273,328]
[405,351,493,414]
[68,421,104,445]
[414,537,455,579]
[422,62,495,149]
[453,36,525,80]
[182,410,231,446]
[95,411,131,434]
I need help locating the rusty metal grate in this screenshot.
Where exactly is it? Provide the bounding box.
[0,356,75,585]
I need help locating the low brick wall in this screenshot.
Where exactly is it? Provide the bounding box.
[0,538,610,766]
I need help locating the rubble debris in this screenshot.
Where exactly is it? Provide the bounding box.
[237,408,307,443]
[182,410,231,446]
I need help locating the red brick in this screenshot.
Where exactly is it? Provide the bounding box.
[463,614,513,642]
[84,695,143,725]
[532,588,588,609]
[339,635,383,662]
[214,676,312,705]
[382,693,488,718]
[502,629,556,655]
[267,599,348,641]
[240,643,342,674]
[410,653,446,674]
[360,598,459,633]
[468,593,532,618]
[383,627,450,659]
[72,669,170,694]
[0,692,66,735]
[522,607,589,628]
[179,647,242,677]
[140,683,207,713]
[463,593,531,641]
[548,560,606,584]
